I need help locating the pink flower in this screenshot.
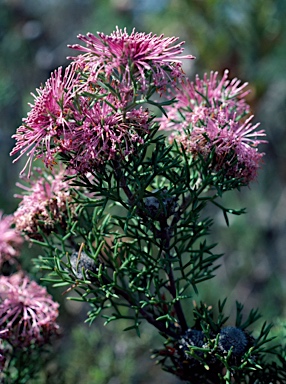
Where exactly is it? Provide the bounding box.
[60,100,151,173]
[10,64,79,176]
[11,29,193,176]
[10,63,152,175]
[14,167,76,238]
[180,114,265,182]
[160,70,251,131]
[68,27,194,90]
[0,273,59,347]
[0,212,23,267]
[161,70,266,183]
[11,77,152,175]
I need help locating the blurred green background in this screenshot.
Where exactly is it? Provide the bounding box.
[1,0,286,382]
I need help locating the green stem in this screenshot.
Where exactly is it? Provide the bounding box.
[224,369,232,383]
[167,265,188,332]
[160,223,188,333]
[99,272,178,338]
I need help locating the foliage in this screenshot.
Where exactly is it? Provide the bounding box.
[1,2,286,383]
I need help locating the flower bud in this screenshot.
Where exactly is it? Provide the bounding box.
[69,250,97,280]
[218,326,248,356]
[178,328,205,360]
[143,189,177,221]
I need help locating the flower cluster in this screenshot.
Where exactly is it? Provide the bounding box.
[4,26,275,383]
[61,101,151,173]
[161,70,266,183]
[0,273,59,347]
[11,67,152,175]
[0,211,23,268]
[10,64,79,175]
[14,167,76,239]
[10,28,193,177]
[69,26,194,91]
[156,325,253,381]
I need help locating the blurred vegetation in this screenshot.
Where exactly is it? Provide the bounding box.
[1,0,286,382]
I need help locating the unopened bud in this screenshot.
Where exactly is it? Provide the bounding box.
[143,188,177,220]
[70,250,97,280]
[218,326,248,357]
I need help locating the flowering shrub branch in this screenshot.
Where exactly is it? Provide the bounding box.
[3,27,286,383]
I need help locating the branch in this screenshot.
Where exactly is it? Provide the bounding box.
[160,224,188,333]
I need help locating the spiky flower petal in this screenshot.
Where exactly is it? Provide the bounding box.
[161,70,266,183]
[60,100,151,173]
[69,27,194,90]
[10,67,152,175]
[0,273,59,347]
[0,211,23,267]
[14,167,76,239]
[10,64,79,176]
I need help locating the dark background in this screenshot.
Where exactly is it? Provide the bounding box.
[1,1,286,382]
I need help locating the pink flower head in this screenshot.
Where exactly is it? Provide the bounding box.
[0,273,59,347]
[0,211,23,267]
[11,28,192,176]
[11,78,152,175]
[10,64,80,176]
[14,167,77,239]
[161,70,267,184]
[60,99,151,173]
[160,70,251,132]
[68,27,194,90]
[10,63,152,175]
